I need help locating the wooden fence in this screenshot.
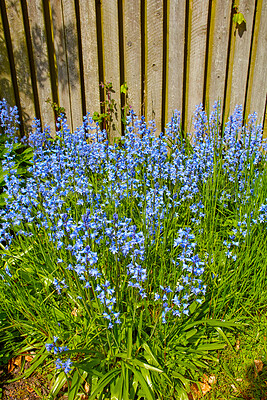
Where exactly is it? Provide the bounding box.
[0,0,266,138]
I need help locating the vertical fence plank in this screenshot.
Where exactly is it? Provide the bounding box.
[186,0,209,131]
[227,0,256,117]
[50,0,72,128]
[146,0,164,132]
[79,0,100,116]
[5,0,36,131]
[205,0,232,112]
[61,0,83,130]
[101,0,121,140]
[124,0,142,117]
[26,0,55,130]
[0,8,15,106]
[166,0,185,122]
[246,0,266,122]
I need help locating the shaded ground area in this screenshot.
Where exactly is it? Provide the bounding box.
[0,356,71,400]
[0,358,50,400]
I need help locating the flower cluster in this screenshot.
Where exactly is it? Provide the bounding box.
[45,336,72,374]
[1,99,266,375]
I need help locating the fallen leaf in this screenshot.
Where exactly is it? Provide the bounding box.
[203,373,216,386]
[254,359,263,376]
[84,381,90,393]
[7,356,22,373]
[14,356,22,367]
[208,375,216,385]
[71,307,78,317]
[189,383,199,400]
[199,382,212,395]
[189,381,212,399]
[25,355,33,362]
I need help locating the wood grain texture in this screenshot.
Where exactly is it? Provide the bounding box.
[228,0,256,116]
[101,0,121,139]
[146,0,164,133]
[61,0,83,130]
[186,0,209,131]
[166,0,185,121]
[0,8,15,106]
[50,0,71,129]
[124,0,142,116]
[5,0,36,131]
[79,0,100,116]
[246,0,267,122]
[26,0,55,130]
[205,0,232,111]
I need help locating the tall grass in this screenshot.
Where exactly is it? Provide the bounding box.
[0,99,266,399]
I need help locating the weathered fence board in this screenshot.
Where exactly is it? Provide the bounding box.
[5,0,36,131]
[50,0,72,128]
[26,0,55,129]
[205,0,232,112]
[146,0,164,132]
[124,0,142,117]
[60,0,83,130]
[79,0,100,116]
[228,0,256,116]
[101,0,121,140]
[246,0,267,122]
[0,8,15,106]
[186,0,209,131]
[166,0,186,122]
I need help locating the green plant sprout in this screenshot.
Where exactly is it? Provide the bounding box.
[46,98,66,131]
[92,82,131,140]
[92,82,116,137]
[233,5,246,27]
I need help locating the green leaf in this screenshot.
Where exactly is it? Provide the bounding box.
[196,343,226,351]
[68,369,87,400]
[129,374,138,399]
[130,359,163,374]
[88,369,121,400]
[127,327,132,359]
[122,363,129,400]
[215,327,235,352]
[233,13,239,23]
[110,373,123,400]
[175,386,189,400]
[120,83,128,94]
[127,365,155,400]
[237,12,246,24]
[143,343,161,368]
[172,371,190,392]
[48,371,67,400]
[184,318,238,331]
[185,328,198,340]
[233,12,246,25]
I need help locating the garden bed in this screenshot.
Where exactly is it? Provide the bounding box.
[0,99,266,399]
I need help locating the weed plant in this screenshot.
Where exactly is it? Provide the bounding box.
[0,100,266,399]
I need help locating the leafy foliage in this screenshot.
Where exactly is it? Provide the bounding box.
[0,101,266,399]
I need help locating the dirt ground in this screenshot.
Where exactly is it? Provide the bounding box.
[0,356,69,400]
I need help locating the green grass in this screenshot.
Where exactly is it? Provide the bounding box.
[204,313,267,400]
